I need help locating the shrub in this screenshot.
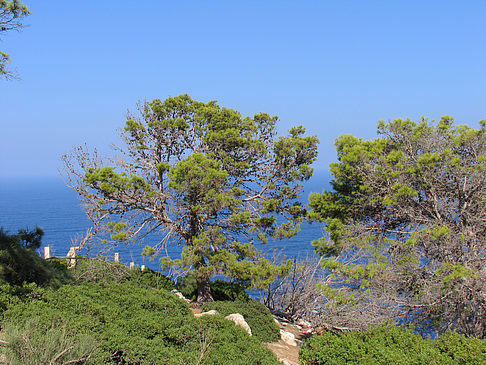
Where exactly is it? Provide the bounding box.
[2,282,279,364]
[71,257,175,290]
[299,325,453,365]
[436,331,486,364]
[2,317,98,365]
[176,276,249,301]
[0,282,45,316]
[211,280,249,301]
[202,299,281,343]
[0,227,72,288]
[70,257,137,284]
[176,275,198,300]
[128,267,175,290]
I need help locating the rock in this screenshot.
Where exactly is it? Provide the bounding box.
[280,329,298,347]
[225,313,252,336]
[170,289,191,303]
[194,310,218,317]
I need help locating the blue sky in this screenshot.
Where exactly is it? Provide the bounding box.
[1,0,485,178]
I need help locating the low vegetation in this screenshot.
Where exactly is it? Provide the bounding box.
[177,276,249,302]
[1,282,279,364]
[202,299,281,343]
[0,229,280,364]
[300,325,486,365]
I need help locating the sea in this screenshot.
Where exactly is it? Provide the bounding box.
[0,173,330,271]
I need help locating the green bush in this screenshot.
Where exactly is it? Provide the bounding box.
[176,276,249,301]
[2,317,98,365]
[176,275,198,300]
[0,227,72,288]
[211,280,249,301]
[71,257,175,290]
[2,282,279,364]
[70,257,131,284]
[202,299,281,343]
[0,282,45,316]
[128,267,175,290]
[299,325,486,365]
[299,325,453,365]
[436,331,486,364]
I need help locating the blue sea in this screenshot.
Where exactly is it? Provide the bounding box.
[0,174,330,270]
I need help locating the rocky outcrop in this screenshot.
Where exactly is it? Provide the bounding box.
[280,330,299,347]
[194,309,218,317]
[224,313,252,336]
[170,289,191,303]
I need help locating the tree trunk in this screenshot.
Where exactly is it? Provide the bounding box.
[196,276,214,304]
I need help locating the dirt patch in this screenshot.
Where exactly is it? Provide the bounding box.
[268,319,311,365]
[267,339,300,365]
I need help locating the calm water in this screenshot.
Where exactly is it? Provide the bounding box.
[0,174,329,270]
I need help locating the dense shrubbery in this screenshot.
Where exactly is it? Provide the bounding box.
[436,331,486,364]
[0,282,45,315]
[299,325,486,365]
[2,282,279,364]
[202,299,281,343]
[2,317,98,365]
[0,227,72,288]
[71,257,175,290]
[177,276,249,302]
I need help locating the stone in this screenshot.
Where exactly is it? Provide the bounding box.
[225,313,252,336]
[194,309,218,317]
[170,289,191,303]
[280,329,298,346]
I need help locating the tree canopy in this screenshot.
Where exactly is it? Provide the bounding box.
[309,117,486,337]
[63,94,318,302]
[0,0,30,79]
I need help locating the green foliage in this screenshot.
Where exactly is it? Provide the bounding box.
[176,277,249,302]
[176,275,199,300]
[202,299,281,343]
[436,331,486,364]
[308,117,486,337]
[64,94,319,302]
[0,0,30,78]
[300,326,486,365]
[71,257,175,290]
[129,267,176,290]
[1,283,278,364]
[2,317,98,365]
[300,325,452,365]
[0,227,72,288]
[0,282,45,315]
[211,279,250,301]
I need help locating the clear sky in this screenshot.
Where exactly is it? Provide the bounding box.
[1,0,485,178]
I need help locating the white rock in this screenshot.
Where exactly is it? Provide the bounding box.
[194,310,218,317]
[170,289,191,303]
[280,329,298,346]
[225,313,252,336]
